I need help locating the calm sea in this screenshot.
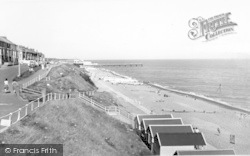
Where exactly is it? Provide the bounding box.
[92,60,250,110]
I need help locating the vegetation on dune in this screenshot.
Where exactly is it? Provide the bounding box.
[25,64,119,107]
[92,91,120,107]
[13,66,41,82]
[1,63,148,155]
[0,99,151,156]
[79,72,95,86]
[25,64,96,94]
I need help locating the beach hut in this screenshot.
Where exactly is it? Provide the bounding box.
[134,114,173,131]
[140,118,183,140]
[173,149,235,155]
[153,133,206,156]
[147,125,194,151]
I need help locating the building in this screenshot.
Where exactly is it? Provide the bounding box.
[147,125,194,151]
[0,36,18,66]
[140,118,183,140]
[17,45,44,66]
[174,149,235,155]
[134,114,173,131]
[153,133,206,156]
[1,36,44,68]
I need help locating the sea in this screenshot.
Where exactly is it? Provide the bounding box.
[92,59,250,111]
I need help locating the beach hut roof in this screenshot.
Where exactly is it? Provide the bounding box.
[174,149,235,155]
[156,133,206,146]
[136,114,173,125]
[148,125,193,138]
[142,118,183,131]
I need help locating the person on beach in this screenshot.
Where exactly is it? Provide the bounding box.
[4,78,9,93]
[217,84,222,93]
[217,128,221,135]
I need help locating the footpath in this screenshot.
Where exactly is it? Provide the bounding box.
[0,66,49,116]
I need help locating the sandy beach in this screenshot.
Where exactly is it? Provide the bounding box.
[87,67,250,155]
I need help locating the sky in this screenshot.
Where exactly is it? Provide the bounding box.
[1,0,250,60]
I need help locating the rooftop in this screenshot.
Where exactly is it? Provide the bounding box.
[157,133,206,146]
[174,149,235,155]
[148,125,193,138]
[0,36,15,45]
[142,118,183,130]
[136,114,173,125]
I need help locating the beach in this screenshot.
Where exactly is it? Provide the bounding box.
[86,67,250,155]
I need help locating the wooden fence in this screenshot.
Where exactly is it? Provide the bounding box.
[78,92,135,124]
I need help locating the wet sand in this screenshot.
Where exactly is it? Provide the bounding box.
[87,67,250,155]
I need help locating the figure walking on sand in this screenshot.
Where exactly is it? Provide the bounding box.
[216,84,222,93]
[217,128,221,135]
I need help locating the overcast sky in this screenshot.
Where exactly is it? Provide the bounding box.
[1,0,250,60]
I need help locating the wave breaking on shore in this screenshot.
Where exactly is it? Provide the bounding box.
[148,82,250,114]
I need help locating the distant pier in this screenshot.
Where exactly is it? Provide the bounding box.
[76,63,143,67]
[96,63,143,67]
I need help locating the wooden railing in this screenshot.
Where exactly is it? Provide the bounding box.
[0,91,136,133]
[22,65,54,88]
[0,92,76,133]
[78,92,135,124]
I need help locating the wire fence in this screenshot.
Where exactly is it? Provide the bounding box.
[1,63,136,132]
[0,64,60,133]
[22,64,54,88]
[78,92,135,125]
[0,92,77,132]
[0,90,136,133]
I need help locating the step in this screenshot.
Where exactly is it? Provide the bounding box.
[21,88,42,95]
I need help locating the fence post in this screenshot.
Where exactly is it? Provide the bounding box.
[54,93,56,100]
[59,94,61,100]
[44,95,46,103]
[17,108,21,121]
[25,104,28,116]
[37,98,40,108]
[117,107,120,115]
[9,113,13,125]
[31,102,34,111]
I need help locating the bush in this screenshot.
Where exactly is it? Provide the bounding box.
[13,66,41,82]
[79,72,95,87]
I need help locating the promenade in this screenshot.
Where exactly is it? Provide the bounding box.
[0,65,48,116]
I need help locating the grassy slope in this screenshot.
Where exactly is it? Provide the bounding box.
[28,64,96,93]
[0,99,151,156]
[13,65,41,82]
[27,64,119,107]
